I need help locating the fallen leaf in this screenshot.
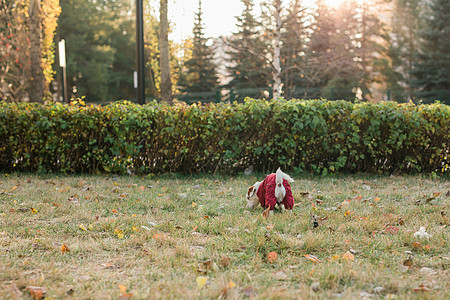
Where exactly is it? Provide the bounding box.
[403,258,413,267]
[101,262,117,269]
[432,192,441,197]
[61,244,70,254]
[196,276,208,289]
[114,228,124,239]
[79,224,87,231]
[384,226,399,234]
[241,287,255,297]
[117,293,133,300]
[112,209,118,214]
[30,207,38,214]
[220,255,231,267]
[201,259,214,270]
[342,251,355,261]
[331,254,340,261]
[26,286,46,300]
[262,207,270,218]
[228,280,236,288]
[267,251,277,263]
[374,197,380,203]
[423,244,431,251]
[413,284,432,292]
[412,241,422,248]
[304,254,321,263]
[119,284,127,294]
[272,270,288,280]
[139,185,145,191]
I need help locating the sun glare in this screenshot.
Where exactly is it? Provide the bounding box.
[321,0,367,8]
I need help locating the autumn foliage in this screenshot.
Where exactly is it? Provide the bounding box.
[0,98,448,174]
[0,0,61,102]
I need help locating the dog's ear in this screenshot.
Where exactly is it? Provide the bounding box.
[247,186,255,197]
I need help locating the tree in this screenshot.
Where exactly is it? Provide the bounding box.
[179,0,218,95]
[144,3,181,99]
[29,0,44,102]
[159,0,172,103]
[224,0,270,98]
[390,0,423,100]
[0,0,60,102]
[280,0,307,98]
[411,0,450,104]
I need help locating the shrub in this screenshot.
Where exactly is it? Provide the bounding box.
[0,99,448,174]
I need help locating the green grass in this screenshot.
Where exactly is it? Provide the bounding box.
[0,173,448,299]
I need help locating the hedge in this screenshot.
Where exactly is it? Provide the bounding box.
[0,99,448,175]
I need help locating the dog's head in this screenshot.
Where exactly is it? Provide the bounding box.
[246,184,260,209]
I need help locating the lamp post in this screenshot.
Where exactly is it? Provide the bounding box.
[136,0,145,104]
[58,39,68,103]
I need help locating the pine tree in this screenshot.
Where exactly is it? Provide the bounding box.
[411,0,450,104]
[390,0,423,100]
[225,0,270,98]
[180,0,218,95]
[306,0,359,99]
[280,0,307,98]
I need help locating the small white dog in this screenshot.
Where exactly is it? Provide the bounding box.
[246,168,294,211]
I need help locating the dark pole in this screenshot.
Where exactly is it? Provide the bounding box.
[136,0,145,104]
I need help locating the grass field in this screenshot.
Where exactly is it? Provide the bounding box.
[0,173,449,299]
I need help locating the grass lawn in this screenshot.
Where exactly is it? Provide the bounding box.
[0,173,448,299]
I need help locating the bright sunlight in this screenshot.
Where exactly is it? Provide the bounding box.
[321,0,368,8]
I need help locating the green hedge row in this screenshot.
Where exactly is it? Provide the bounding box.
[0,99,448,175]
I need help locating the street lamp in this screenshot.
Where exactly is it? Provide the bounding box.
[58,39,68,103]
[136,0,145,104]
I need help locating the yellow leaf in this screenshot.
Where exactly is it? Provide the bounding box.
[79,224,87,231]
[119,284,127,294]
[192,202,197,208]
[115,228,124,239]
[31,207,38,214]
[196,276,208,289]
[374,197,380,203]
[132,226,138,232]
[88,224,94,230]
[113,182,118,186]
[61,244,70,254]
[228,280,236,289]
[331,254,340,261]
[343,251,355,261]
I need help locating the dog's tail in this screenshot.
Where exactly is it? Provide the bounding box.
[276,168,294,186]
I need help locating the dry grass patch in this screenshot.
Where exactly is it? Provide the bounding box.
[0,173,448,299]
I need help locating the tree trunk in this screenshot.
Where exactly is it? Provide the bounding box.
[272,0,282,99]
[29,0,44,102]
[159,0,172,104]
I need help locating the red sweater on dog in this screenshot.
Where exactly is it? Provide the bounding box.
[256,173,294,210]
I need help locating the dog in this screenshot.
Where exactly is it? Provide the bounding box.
[246,168,294,212]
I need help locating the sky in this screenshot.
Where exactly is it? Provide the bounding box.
[167,0,318,42]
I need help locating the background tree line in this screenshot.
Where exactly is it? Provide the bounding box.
[1,0,448,104]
